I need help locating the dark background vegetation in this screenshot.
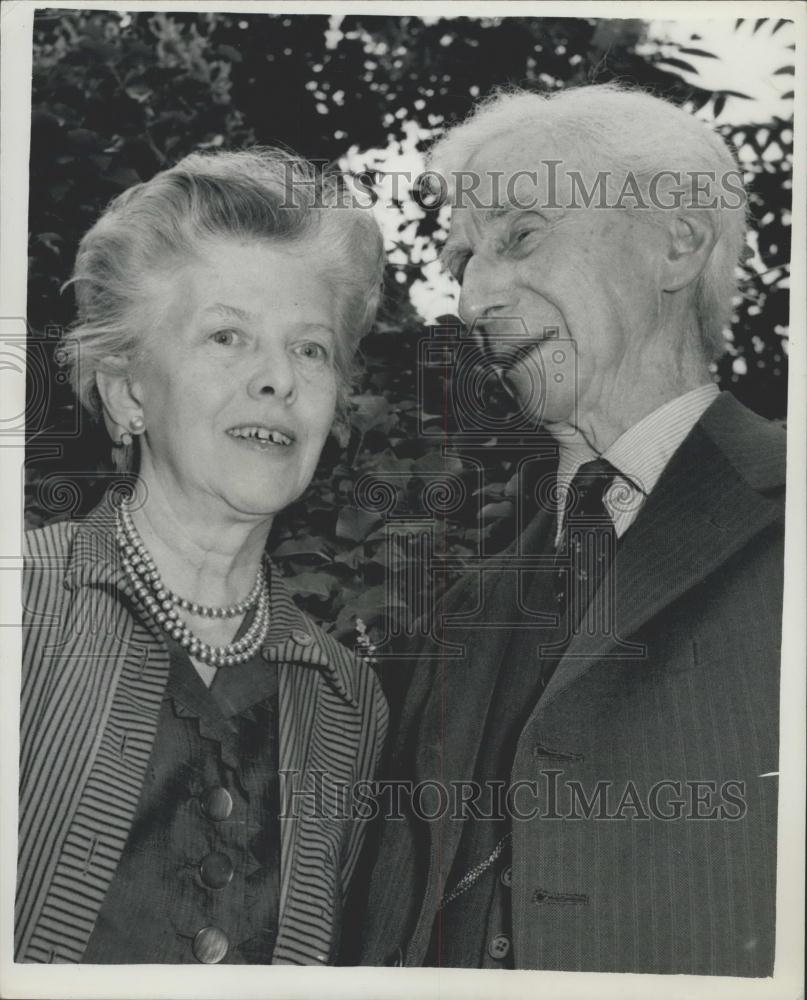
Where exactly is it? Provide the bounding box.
[25,9,793,645]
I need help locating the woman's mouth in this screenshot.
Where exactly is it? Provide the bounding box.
[226,424,295,448]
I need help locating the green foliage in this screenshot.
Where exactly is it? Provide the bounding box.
[26,10,792,645]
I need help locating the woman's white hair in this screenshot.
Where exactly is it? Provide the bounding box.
[428,83,747,361]
[65,146,385,436]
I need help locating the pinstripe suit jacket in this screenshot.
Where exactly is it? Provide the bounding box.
[15,494,388,965]
[358,391,786,975]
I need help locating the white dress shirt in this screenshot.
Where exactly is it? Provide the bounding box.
[554,383,721,545]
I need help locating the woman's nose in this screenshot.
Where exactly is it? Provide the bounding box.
[247,349,296,401]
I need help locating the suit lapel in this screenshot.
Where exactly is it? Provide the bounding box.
[541,417,783,706]
[406,508,555,958]
[418,505,555,783]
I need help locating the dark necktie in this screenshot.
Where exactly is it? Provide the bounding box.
[540,458,618,674]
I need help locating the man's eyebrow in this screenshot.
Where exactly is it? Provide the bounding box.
[483,205,550,226]
[481,205,517,224]
[439,205,539,267]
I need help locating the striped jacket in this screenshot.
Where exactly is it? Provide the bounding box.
[15,494,388,965]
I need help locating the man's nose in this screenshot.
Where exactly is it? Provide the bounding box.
[457,257,512,330]
[247,346,296,402]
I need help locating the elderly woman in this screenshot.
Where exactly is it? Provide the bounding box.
[16,148,387,965]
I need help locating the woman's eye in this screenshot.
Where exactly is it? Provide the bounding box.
[294,342,329,362]
[210,329,240,346]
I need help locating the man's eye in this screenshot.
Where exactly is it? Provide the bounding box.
[210,329,239,346]
[511,229,534,248]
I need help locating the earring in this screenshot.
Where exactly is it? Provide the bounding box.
[129,415,145,434]
[116,431,133,448]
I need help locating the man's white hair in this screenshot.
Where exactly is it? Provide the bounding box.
[428,83,747,361]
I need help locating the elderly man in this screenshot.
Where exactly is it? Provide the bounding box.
[355,84,785,976]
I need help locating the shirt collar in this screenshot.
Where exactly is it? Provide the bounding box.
[63,491,358,707]
[558,383,720,495]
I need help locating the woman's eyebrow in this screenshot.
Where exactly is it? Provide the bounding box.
[203,302,256,322]
[298,322,335,335]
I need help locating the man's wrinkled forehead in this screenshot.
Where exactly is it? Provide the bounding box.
[451,129,583,210]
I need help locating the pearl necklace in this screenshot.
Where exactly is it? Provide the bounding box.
[115,499,269,668]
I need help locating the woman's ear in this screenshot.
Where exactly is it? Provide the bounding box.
[661,209,719,292]
[95,359,144,439]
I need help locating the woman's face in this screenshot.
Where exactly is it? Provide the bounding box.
[130,235,340,523]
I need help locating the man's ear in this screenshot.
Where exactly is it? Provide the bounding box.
[95,359,144,435]
[661,209,719,292]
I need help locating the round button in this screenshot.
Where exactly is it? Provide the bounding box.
[291,628,313,647]
[193,925,229,964]
[488,934,511,961]
[200,786,233,822]
[500,865,512,888]
[199,851,234,889]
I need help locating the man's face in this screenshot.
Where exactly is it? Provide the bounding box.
[446,133,668,431]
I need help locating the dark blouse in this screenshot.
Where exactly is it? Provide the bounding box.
[83,638,281,964]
